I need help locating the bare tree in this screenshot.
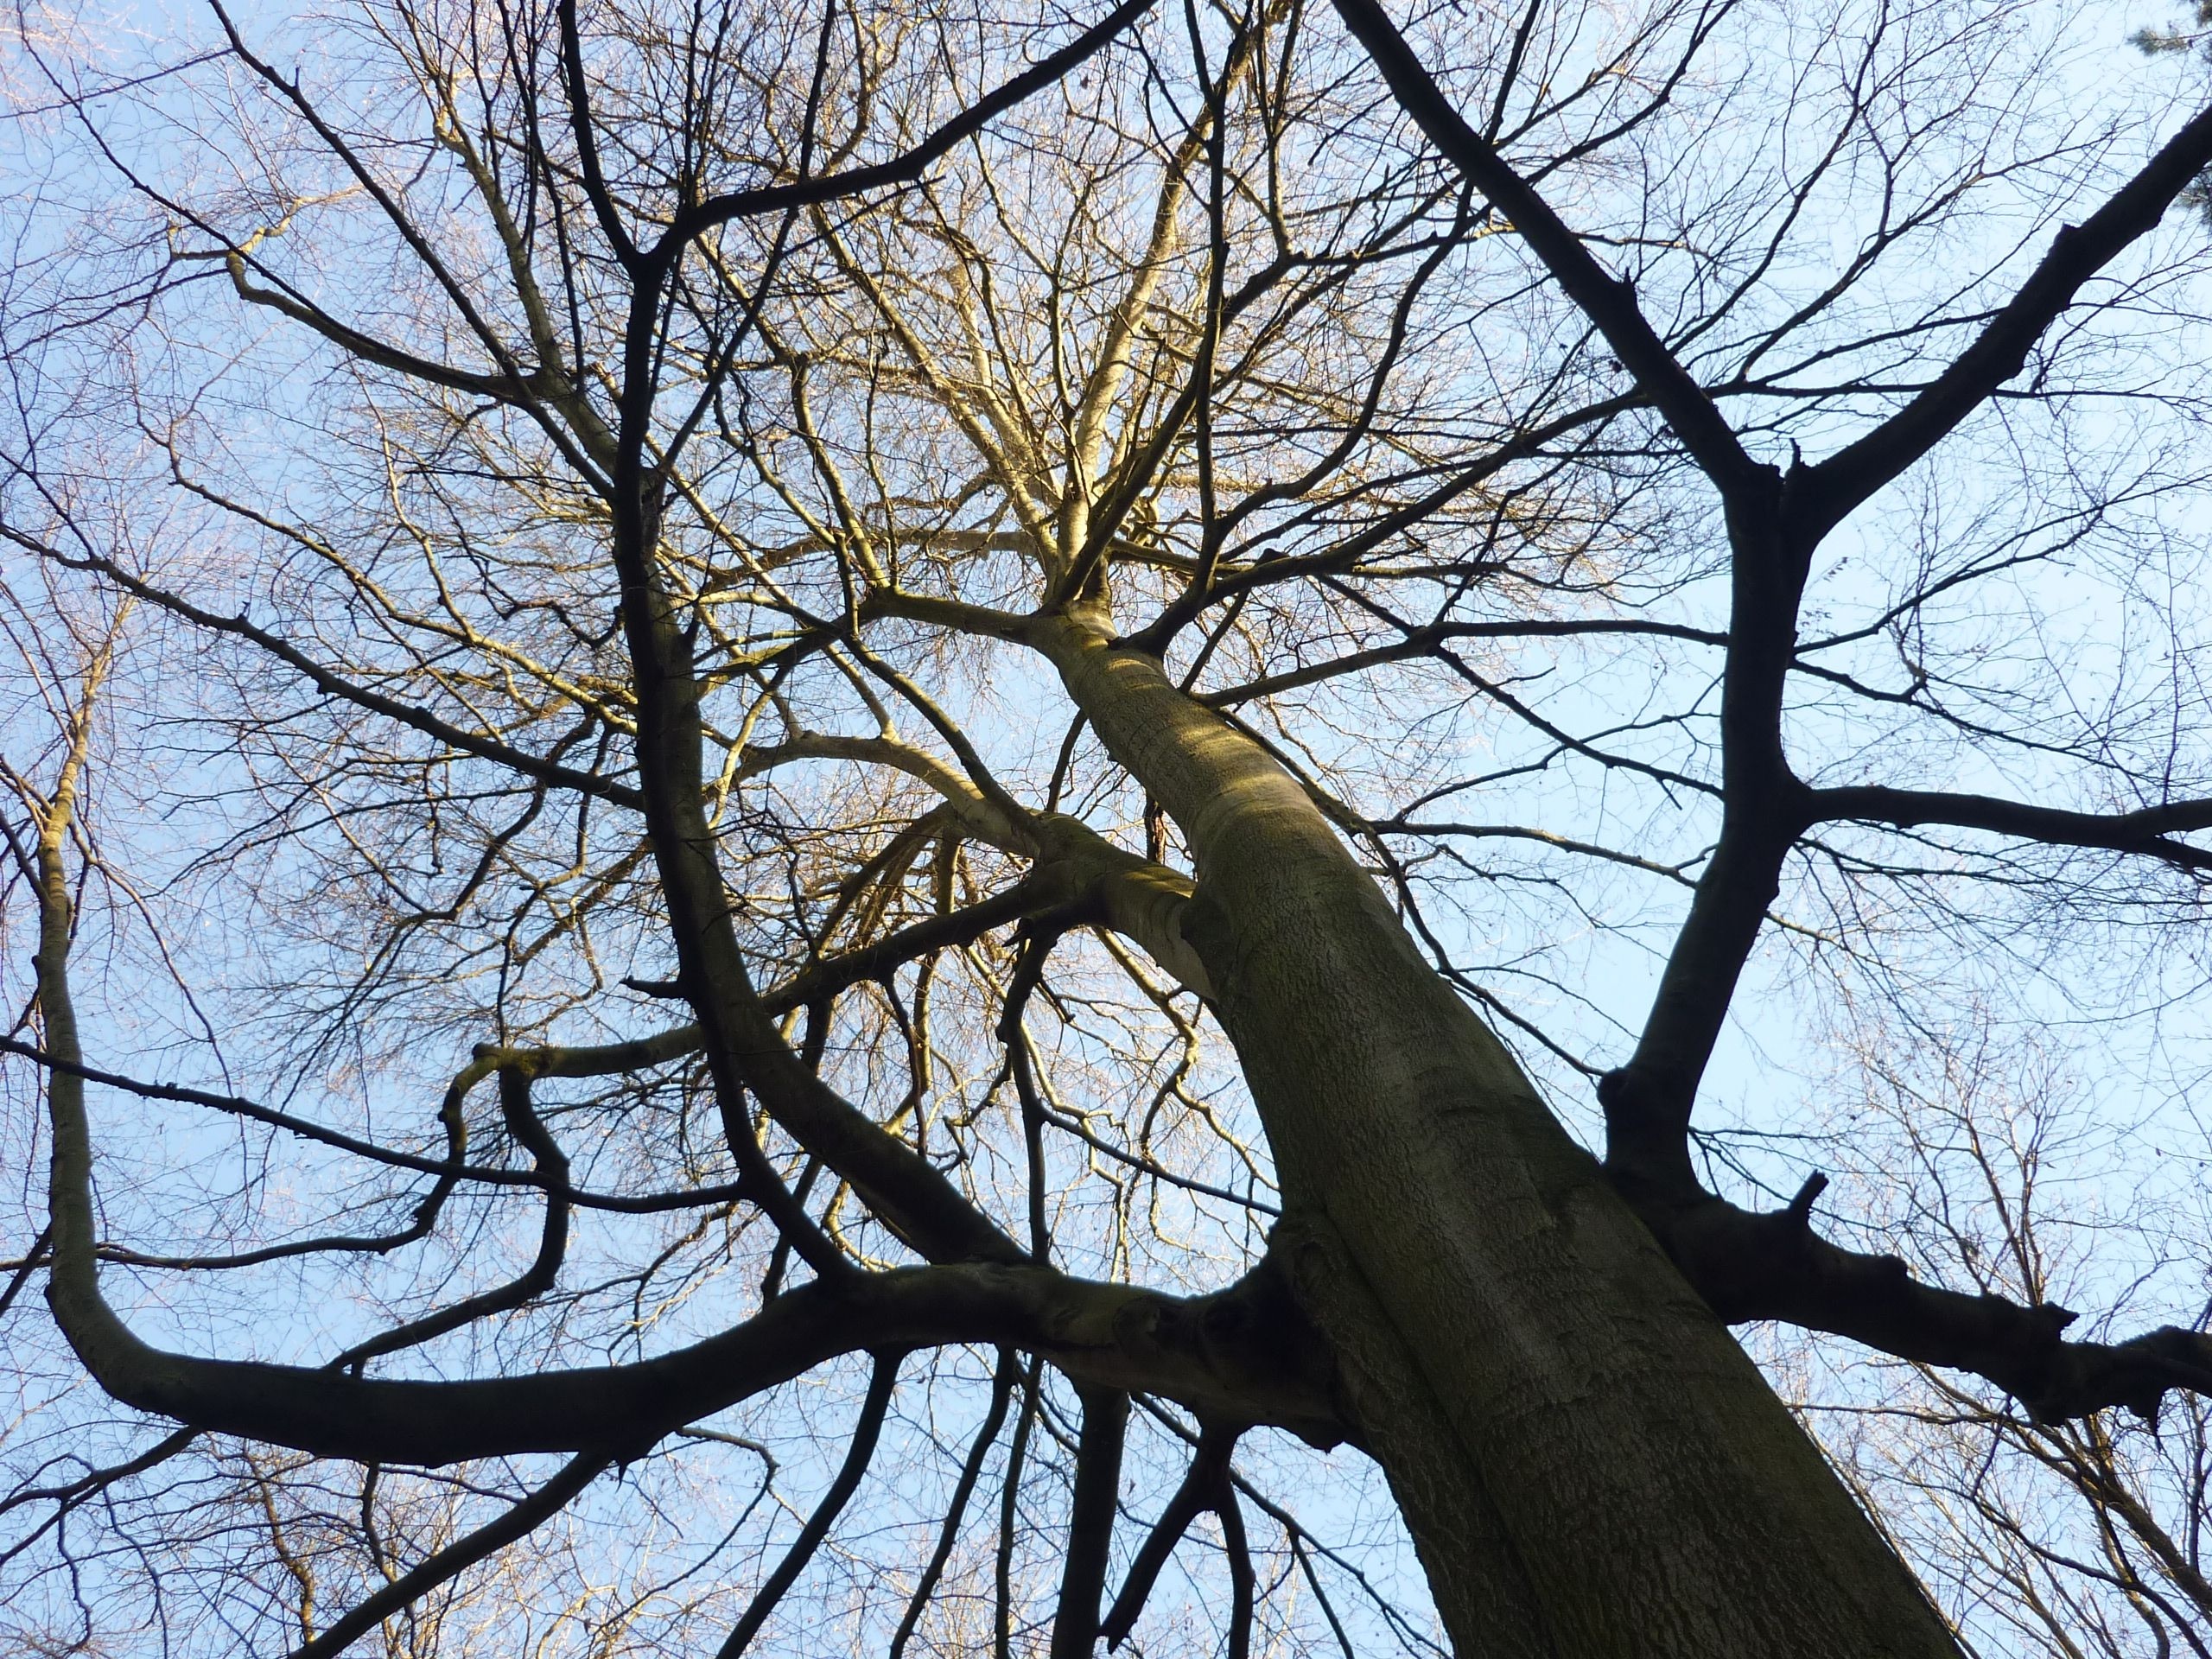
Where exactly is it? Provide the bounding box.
[5,0,2212,1653]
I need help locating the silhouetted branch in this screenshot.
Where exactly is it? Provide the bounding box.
[291,1447,616,1659]
[1050,1384,1129,1659]
[1642,1191,2212,1424]
[1102,1422,1239,1649]
[1811,785,2212,873]
[3,530,641,809]
[1327,0,1762,497]
[715,1353,901,1657]
[1793,100,2212,541]
[639,0,1159,265]
[889,1350,1020,1659]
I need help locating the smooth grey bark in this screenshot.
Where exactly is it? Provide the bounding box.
[1038,615,1961,1658]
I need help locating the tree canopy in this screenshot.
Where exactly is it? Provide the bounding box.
[6,0,2212,1654]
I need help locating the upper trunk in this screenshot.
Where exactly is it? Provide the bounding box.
[1039,616,1959,1659]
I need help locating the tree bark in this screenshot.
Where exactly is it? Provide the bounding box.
[1038,616,1960,1658]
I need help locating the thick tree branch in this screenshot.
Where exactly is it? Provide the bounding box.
[554,0,643,270]
[1051,1385,1130,1659]
[1810,784,2212,872]
[223,257,542,405]
[1792,98,2212,541]
[1327,0,1763,498]
[1101,1422,1238,1649]
[613,452,1017,1277]
[889,1351,1020,1659]
[22,674,1341,1459]
[715,1354,900,1658]
[1328,8,2212,1230]
[289,1448,615,1659]
[326,1067,571,1371]
[1637,1189,2212,1425]
[41,1238,1344,1466]
[1598,798,1809,1198]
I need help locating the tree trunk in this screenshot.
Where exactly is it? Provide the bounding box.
[1040,617,1960,1658]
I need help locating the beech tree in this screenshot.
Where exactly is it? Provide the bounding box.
[6,0,2212,1654]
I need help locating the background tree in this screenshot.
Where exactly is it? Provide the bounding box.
[5,0,2212,1654]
